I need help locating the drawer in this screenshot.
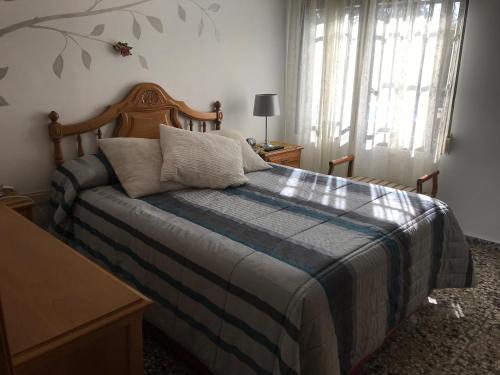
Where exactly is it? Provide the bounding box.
[265,150,301,165]
[284,160,300,168]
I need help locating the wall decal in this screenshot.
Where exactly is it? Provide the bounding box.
[0,66,7,106]
[113,42,133,56]
[0,0,222,106]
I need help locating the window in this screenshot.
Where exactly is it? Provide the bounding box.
[292,0,467,173]
[363,1,464,156]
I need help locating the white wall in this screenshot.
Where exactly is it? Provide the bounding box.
[0,0,286,194]
[439,0,500,243]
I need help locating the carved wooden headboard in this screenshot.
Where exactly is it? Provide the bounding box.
[47,82,223,166]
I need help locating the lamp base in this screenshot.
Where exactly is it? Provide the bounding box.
[262,142,274,151]
[262,143,284,152]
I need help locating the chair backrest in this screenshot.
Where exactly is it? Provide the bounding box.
[0,296,14,375]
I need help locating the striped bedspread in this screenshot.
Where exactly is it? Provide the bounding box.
[50,154,475,375]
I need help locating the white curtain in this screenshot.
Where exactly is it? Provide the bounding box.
[285,0,363,174]
[285,0,466,186]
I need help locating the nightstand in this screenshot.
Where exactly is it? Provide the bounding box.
[0,191,35,220]
[256,142,304,168]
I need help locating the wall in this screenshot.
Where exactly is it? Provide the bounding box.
[439,0,500,242]
[0,0,286,194]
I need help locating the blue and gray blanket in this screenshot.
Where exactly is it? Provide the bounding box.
[50,153,475,375]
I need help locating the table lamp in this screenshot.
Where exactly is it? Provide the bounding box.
[253,94,280,151]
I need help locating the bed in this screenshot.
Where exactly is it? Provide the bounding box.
[47,83,475,375]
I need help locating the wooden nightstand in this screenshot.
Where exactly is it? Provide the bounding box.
[0,191,35,221]
[256,142,304,168]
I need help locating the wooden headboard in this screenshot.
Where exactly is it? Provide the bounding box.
[47,82,223,166]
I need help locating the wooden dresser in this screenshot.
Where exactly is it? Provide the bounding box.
[257,142,304,168]
[0,204,152,375]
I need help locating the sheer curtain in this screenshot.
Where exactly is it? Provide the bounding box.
[285,0,467,185]
[285,0,363,173]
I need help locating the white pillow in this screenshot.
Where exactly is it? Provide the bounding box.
[98,138,184,198]
[209,129,271,173]
[159,125,248,189]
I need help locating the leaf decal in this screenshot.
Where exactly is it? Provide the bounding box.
[0,96,8,107]
[208,3,221,12]
[178,4,186,22]
[0,67,7,80]
[90,24,105,36]
[214,28,221,42]
[146,16,163,33]
[132,17,141,39]
[138,55,148,70]
[198,17,204,37]
[81,50,92,70]
[53,54,64,78]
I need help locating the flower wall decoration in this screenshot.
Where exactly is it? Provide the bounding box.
[0,0,222,106]
[114,42,133,56]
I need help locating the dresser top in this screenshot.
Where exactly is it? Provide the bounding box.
[0,205,151,361]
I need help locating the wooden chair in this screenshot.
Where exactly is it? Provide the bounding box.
[0,296,15,375]
[328,155,440,197]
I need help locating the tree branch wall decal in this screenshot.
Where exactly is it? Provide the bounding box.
[0,66,8,106]
[0,0,222,106]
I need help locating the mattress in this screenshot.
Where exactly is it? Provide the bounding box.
[50,153,475,375]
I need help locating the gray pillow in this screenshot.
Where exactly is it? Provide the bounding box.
[99,138,184,198]
[209,129,271,173]
[159,125,248,189]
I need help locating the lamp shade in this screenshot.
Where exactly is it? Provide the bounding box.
[253,94,280,117]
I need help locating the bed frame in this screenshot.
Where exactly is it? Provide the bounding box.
[46,82,221,374]
[48,82,223,166]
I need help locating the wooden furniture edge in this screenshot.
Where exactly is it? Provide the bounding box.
[328,154,440,197]
[13,309,146,375]
[48,82,223,166]
[1,206,153,365]
[3,200,35,212]
[417,170,440,197]
[328,155,354,177]
[1,195,36,221]
[0,297,15,375]
[259,143,303,155]
[3,207,151,303]
[12,298,151,366]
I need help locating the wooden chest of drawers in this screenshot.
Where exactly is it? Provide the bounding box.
[258,143,303,168]
[0,205,152,375]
